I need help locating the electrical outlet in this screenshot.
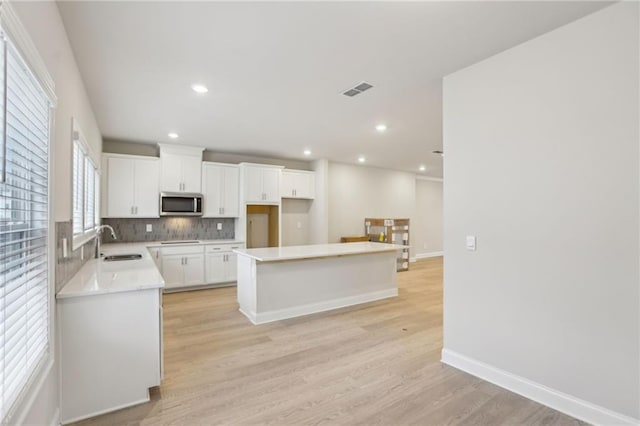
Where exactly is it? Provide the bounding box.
[216,223,223,231]
[146,224,152,232]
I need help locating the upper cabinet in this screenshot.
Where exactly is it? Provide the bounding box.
[281,170,315,199]
[159,144,204,193]
[202,162,239,217]
[240,163,283,203]
[102,154,160,218]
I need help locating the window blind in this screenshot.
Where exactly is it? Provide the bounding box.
[0,33,51,420]
[72,134,98,240]
[72,141,83,236]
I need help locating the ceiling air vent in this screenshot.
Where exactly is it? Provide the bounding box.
[342,81,374,97]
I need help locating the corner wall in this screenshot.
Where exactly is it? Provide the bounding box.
[10,1,102,424]
[327,162,416,244]
[442,2,639,422]
[413,178,443,258]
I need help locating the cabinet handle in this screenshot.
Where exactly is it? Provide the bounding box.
[222,207,225,215]
[135,206,138,214]
[185,257,188,265]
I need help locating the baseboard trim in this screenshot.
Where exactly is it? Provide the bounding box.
[414,251,443,259]
[441,349,639,426]
[241,289,399,325]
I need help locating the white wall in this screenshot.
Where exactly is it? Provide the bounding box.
[10,2,102,424]
[443,2,639,422]
[15,2,102,222]
[413,178,443,257]
[328,162,416,244]
[281,199,312,246]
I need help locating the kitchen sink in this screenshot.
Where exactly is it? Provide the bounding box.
[103,254,143,262]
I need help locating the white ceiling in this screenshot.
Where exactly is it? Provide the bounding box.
[57,1,610,177]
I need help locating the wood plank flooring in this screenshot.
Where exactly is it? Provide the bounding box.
[74,257,584,426]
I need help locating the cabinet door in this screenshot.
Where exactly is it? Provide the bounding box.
[160,153,183,192]
[205,253,226,284]
[262,168,281,202]
[222,167,239,216]
[202,165,223,217]
[295,172,315,199]
[134,159,160,217]
[183,254,205,286]
[244,167,264,203]
[281,172,296,198]
[224,252,238,282]
[161,255,184,289]
[106,157,135,217]
[181,156,202,193]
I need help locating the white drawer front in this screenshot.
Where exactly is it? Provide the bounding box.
[161,245,204,256]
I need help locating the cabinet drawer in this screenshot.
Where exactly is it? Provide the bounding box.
[205,243,244,253]
[161,245,204,256]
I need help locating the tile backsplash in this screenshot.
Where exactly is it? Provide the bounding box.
[55,221,95,292]
[101,217,235,243]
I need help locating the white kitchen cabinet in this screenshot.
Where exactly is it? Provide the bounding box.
[281,170,315,199]
[202,162,239,217]
[205,243,243,284]
[161,245,205,290]
[159,145,204,193]
[241,164,283,203]
[103,154,160,218]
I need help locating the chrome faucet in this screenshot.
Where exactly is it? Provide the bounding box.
[95,225,117,258]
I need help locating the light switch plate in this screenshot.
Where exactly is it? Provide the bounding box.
[146,224,152,232]
[296,222,302,229]
[216,223,223,231]
[466,236,477,251]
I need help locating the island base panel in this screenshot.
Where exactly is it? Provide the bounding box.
[238,251,398,324]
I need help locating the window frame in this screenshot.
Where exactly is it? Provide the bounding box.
[71,119,100,251]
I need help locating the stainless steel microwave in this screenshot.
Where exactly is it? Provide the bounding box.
[160,192,203,216]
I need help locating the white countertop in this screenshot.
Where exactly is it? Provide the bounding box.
[233,242,407,262]
[57,244,164,299]
[56,240,245,299]
[142,239,244,248]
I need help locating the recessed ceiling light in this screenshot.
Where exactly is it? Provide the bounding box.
[168,132,179,139]
[375,124,387,132]
[191,84,208,94]
[303,149,312,156]
[358,156,366,163]
[419,165,426,172]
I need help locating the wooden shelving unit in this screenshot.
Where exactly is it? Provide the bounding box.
[364,218,410,272]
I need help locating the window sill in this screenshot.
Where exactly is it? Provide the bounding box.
[72,229,96,252]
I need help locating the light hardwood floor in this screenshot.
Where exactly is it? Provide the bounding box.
[75,257,584,426]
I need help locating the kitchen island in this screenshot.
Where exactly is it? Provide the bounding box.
[233,242,406,324]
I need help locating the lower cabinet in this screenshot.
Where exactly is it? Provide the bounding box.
[205,250,239,284]
[59,288,162,423]
[161,246,205,290]
[158,242,244,292]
